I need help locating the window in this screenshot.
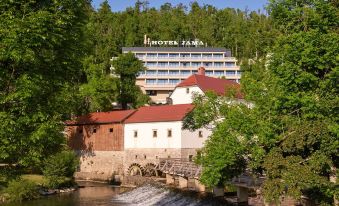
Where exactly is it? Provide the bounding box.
[157,70,168,76]
[191,53,201,58]
[198,131,203,138]
[146,79,156,84]
[213,54,223,58]
[146,53,157,58]
[145,62,157,67]
[144,155,147,159]
[203,62,212,67]
[169,53,179,58]
[226,70,236,76]
[167,129,172,137]
[169,62,179,67]
[146,90,157,96]
[169,79,180,85]
[134,130,138,138]
[169,70,179,75]
[180,53,190,58]
[153,130,157,138]
[135,155,138,159]
[182,62,190,67]
[158,53,168,58]
[214,62,224,67]
[189,155,193,162]
[109,128,113,133]
[225,62,236,67]
[205,71,213,76]
[192,62,201,67]
[186,88,190,94]
[146,70,157,75]
[136,53,145,58]
[93,128,97,133]
[214,70,224,76]
[168,155,171,158]
[202,54,212,58]
[158,62,167,67]
[157,79,168,85]
[180,70,191,76]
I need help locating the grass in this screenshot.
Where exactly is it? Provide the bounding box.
[21,175,47,185]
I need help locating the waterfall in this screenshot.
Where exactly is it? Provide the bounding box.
[112,184,229,206]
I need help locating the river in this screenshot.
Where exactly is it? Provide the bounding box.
[2,182,230,206]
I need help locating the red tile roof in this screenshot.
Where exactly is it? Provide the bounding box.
[125,104,194,123]
[176,74,244,99]
[65,110,136,125]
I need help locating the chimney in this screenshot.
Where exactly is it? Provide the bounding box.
[198,67,205,76]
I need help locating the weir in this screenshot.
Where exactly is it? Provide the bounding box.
[157,158,265,205]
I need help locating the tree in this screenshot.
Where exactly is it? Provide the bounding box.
[112,52,148,109]
[0,0,90,168]
[184,0,338,204]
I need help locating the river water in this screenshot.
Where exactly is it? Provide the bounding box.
[2,182,230,206]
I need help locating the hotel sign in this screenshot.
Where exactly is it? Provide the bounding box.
[144,35,204,47]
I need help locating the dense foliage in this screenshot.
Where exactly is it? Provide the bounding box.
[4,179,39,202]
[88,0,275,61]
[42,150,79,188]
[184,0,338,204]
[0,0,90,169]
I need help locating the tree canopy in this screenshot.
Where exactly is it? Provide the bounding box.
[0,0,90,167]
[184,0,338,204]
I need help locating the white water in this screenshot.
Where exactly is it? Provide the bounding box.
[112,184,228,206]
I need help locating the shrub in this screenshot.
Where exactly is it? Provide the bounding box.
[42,150,79,188]
[4,179,39,202]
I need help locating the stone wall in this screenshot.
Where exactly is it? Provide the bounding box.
[76,150,125,180]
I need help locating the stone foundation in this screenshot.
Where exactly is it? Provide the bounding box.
[74,148,199,180]
[76,150,124,180]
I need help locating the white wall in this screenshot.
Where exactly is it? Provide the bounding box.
[170,86,203,105]
[181,127,212,148]
[124,121,183,149]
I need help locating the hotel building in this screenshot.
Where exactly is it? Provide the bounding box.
[120,47,241,104]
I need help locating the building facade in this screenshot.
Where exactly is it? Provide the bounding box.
[120,47,241,104]
[170,67,244,105]
[123,104,212,175]
[65,110,135,179]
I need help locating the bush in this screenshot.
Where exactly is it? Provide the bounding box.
[4,179,39,202]
[42,150,79,188]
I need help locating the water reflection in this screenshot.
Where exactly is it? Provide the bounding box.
[2,182,127,206]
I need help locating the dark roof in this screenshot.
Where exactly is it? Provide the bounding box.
[125,104,194,123]
[176,74,244,99]
[122,47,231,56]
[65,110,136,125]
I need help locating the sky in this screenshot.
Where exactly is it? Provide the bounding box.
[92,0,269,12]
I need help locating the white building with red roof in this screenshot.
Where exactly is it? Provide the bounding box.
[169,67,243,105]
[123,104,212,175]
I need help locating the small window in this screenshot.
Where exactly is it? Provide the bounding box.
[135,155,138,159]
[189,155,193,162]
[168,155,171,158]
[134,130,138,138]
[109,128,113,133]
[186,88,190,94]
[167,129,172,137]
[79,129,83,134]
[144,155,147,159]
[153,130,157,138]
[93,128,97,133]
[198,131,203,138]
[156,156,158,159]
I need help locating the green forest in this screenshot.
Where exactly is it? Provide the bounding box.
[0,0,338,204]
